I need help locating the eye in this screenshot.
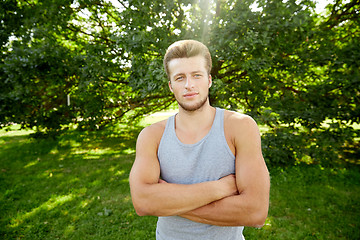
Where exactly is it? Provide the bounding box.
[194,74,202,78]
[175,76,184,81]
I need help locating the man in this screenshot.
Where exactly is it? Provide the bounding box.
[129,40,270,240]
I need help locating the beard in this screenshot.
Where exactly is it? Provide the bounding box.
[176,94,209,112]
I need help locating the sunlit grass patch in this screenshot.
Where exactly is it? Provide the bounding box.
[9,194,76,228]
[0,124,35,137]
[138,109,178,126]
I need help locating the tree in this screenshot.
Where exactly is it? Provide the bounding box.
[1,0,182,132]
[206,0,359,166]
[1,0,358,166]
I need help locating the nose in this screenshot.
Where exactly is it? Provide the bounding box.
[184,76,193,89]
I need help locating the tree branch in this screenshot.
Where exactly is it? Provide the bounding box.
[326,0,359,29]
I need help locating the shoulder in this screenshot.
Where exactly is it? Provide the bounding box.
[137,119,168,145]
[224,110,258,129]
[223,110,260,141]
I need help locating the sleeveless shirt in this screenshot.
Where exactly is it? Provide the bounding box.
[156,108,245,240]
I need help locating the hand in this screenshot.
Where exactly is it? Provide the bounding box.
[218,174,238,198]
[158,178,167,184]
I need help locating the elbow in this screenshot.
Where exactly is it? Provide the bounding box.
[248,210,268,228]
[132,199,154,216]
[130,189,158,216]
[135,204,161,217]
[135,207,149,217]
[133,204,146,216]
[133,204,155,217]
[134,206,171,217]
[133,203,176,217]
[250,215,267,228]
[132,200,167,217]
[246,194,269,228]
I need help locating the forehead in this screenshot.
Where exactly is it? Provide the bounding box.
[168,56,207,77]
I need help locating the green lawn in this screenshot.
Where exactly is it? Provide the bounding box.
[0,121,359,239]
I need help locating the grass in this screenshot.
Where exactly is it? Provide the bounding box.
[0,124,157,239]
[0,117,359,239]
[245,166,360,239]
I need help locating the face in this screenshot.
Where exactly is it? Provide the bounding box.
[168,55,212,112]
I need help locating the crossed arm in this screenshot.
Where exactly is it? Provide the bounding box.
[129,115,270,227]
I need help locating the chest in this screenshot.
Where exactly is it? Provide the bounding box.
[175,123,236,155]
[158,135,235,184]
[175,125,212,145]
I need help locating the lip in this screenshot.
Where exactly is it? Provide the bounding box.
[183,92,198,98]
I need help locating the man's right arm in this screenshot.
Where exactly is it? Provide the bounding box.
[129,122,238,217]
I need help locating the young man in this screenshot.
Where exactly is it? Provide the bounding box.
[129,40,270,240]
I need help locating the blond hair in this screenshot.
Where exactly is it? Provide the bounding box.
[163,40,212,79]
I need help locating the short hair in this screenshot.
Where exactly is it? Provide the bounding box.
[163,40,212,79]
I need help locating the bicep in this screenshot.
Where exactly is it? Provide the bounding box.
[235,117,269,197]
[130,127,161,190]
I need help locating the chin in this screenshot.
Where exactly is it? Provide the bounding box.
[178,99,208,112]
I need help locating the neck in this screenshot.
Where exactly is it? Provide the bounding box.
[176,102,215,132]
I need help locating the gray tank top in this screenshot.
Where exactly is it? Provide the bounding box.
[156,108,244,240]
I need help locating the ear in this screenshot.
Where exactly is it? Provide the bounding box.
[168,81,173,93]
[208,75,212,88]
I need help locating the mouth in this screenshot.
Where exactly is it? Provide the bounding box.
[183,92,198,98]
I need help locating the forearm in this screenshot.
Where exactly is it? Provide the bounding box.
[180,194,268,227]
[131,180,230,217]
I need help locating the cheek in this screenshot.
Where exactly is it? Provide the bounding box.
[171,82,183,90]
[201,82,210,90]
[169,84,181,95]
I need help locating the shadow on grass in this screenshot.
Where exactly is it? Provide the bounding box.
[0,125,157,240]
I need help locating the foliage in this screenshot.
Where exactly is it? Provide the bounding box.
[205,0,360,167]
[1,127,359,239]
[1,0,359,166]
[0,0,178,132]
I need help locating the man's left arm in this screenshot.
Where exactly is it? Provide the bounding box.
[180,114,270,227]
